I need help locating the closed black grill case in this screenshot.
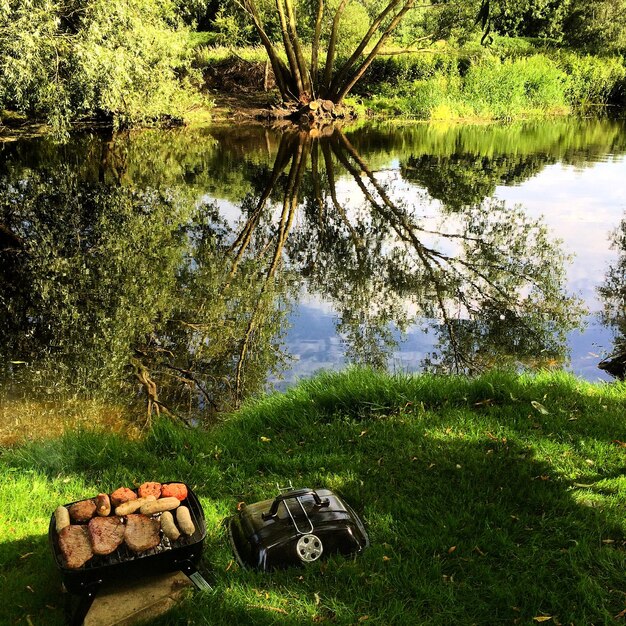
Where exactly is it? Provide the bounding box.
[227,488,369,571]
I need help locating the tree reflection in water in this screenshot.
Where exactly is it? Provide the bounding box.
[253,128,582,374]
[598,219,626,378]
[0,126,584,426]
[0,166,294,422]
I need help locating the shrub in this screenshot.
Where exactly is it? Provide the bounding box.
[462,55,569,117]
[357,51,459,92]
[557,52,626,106]
[0,0,201,133]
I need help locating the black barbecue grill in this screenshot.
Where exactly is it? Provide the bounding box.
[227,486,369,571]
[48,482,211,626]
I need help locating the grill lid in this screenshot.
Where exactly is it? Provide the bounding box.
[227,487,369,571]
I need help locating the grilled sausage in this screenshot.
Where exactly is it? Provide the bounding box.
[54,506,70,532]
[115,495,157,517]
[160,511,181,541]
[139,497,180,515]
[176,506,195,536]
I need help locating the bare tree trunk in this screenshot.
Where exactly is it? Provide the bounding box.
[263,59,270,91]
[237,0,295,99]
[323,0,348,94]
[321,140,363,251]
[227,133,297,282]
[285,0,312,98]
[334,0,417,102]
[275,0,304,97]
[234,135,310,401]
[311,0,324,91]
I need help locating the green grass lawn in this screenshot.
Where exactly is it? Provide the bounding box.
[1,369,625,624]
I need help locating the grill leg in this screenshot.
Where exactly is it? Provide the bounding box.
[67,581,102,626]
[178,560,212,591]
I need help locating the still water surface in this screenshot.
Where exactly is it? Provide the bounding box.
[1,118,625,423]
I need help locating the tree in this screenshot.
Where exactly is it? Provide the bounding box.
[0,159,293,421]
[487,0,571,39]
[234,0,489,106]
[226,127,582,373]
[563,0,626,53]
[0,0,198,134]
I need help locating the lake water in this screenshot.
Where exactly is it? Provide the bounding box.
[1,118,625,422]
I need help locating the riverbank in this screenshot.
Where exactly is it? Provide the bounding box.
[2,38,625,142]
[2,369,625,624]
[196,42,626,124]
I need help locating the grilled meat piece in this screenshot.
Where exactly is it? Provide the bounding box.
[110,487,137,508]
[95,493,111,516]
[138,482,162,500]
[124,514,161,552]
[68,499,96,522]
[161,483,187,501]
[58,525,94,569]
[88,516,125,556]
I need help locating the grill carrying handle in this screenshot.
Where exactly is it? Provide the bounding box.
[262,489,329,520]
[177,559,213,591]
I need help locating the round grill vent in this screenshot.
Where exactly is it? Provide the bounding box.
[296,534,323,563]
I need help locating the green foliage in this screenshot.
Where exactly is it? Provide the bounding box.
[0,169,192,394]
[489,0,572,40]
[558,52,626,106]
[175,0,220,30]
[463,55,568,118]
[359,46,626,120]
[563,0,626,53]
[209,6,255,47]
[0,0,202,133]
[0,132,296,415]
[332,0,372,57]
[360,50,460,88]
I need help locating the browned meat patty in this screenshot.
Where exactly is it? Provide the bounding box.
[161,483,187,501]
[88,516,125,555]
[124,514,161,552]
[110,487,137,508]
[138,482,162,499]
[68,499,96,522]
[58,525,94,569]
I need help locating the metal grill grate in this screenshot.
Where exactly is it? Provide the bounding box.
[49,483,210,625]
[50,484,206,573]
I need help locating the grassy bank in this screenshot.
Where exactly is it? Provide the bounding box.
[1,369,626,624]
[195,41,626,122]
[361,49,626,121]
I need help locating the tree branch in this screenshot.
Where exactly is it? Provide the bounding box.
[275,0,304,97]
[329,0,404,97]
[323,0,348,93]
[335,0,418,102]
[285,0,312,97]
[311,0,324,91]
[234,0,295,98]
